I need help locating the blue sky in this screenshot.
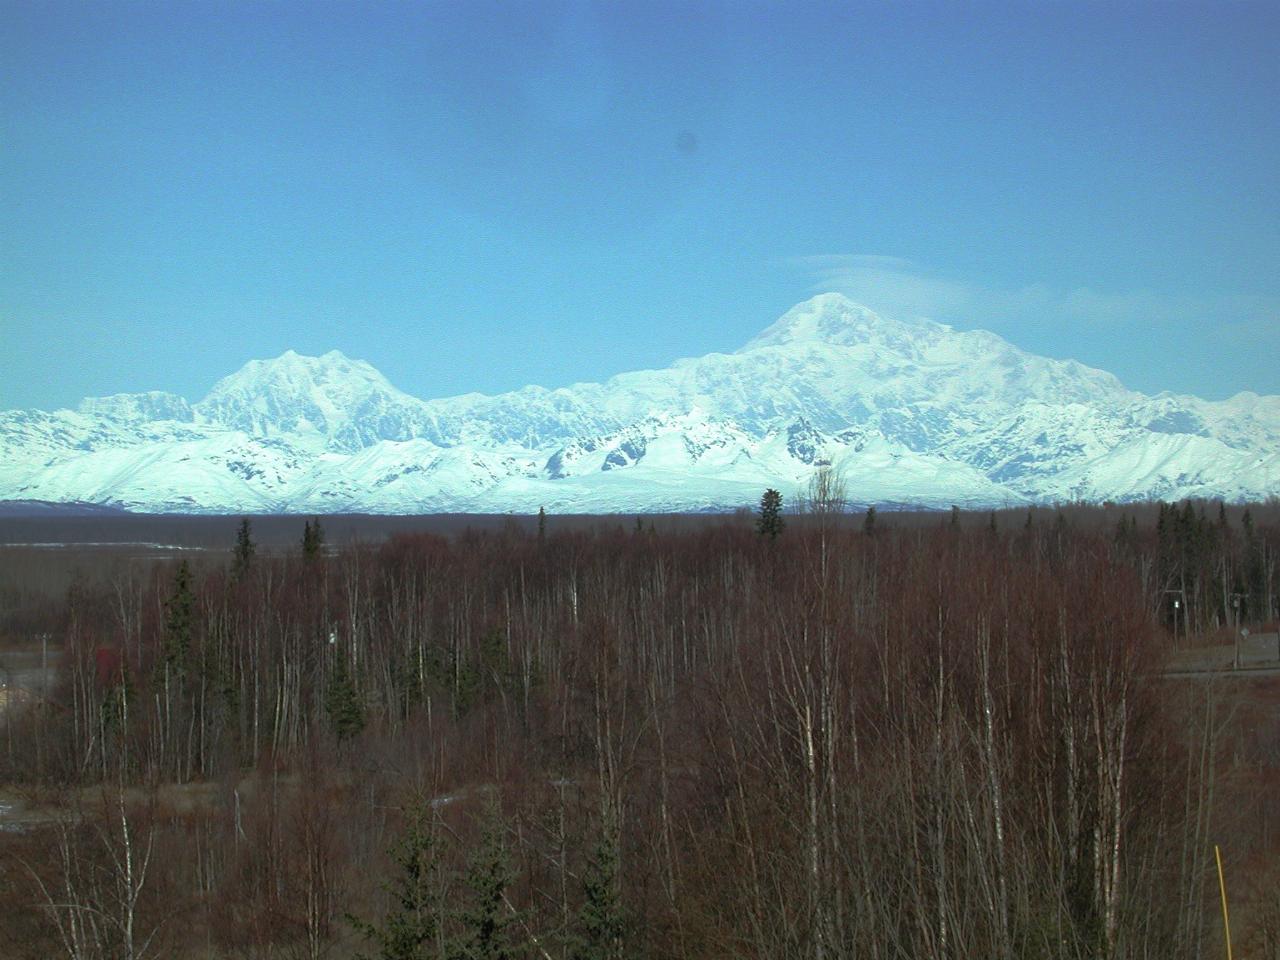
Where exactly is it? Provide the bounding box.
[3,0,1279,409]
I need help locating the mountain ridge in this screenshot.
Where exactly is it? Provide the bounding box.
[3,294,1277,513]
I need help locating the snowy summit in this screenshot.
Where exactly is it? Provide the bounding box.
[2,294,1277,513]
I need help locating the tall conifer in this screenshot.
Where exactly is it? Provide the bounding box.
[232,517,255,580]
[757,489,784,540]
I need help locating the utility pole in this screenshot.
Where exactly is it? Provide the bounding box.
[1164,589,1187,645]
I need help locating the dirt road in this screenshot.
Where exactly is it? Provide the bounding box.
[1162,630,1280,678]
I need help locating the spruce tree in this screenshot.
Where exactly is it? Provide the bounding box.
[537,506,547,542]
[757,489,784,541]
[326,656,365,743]
[232,517,255,580]
[862,505,877,536]
[478,628,511,704]
[350,802,445,960]
[450,801,520,960]
[303,517,325,560]
[572,818,626,960]
[164,560,195,675]
[1113,513,1130,548]
[1157,502,1173,584]
[1243,509,1267,619]
[100,663,135,743]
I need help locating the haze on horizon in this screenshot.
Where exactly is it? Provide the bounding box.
[4,0,1279,411]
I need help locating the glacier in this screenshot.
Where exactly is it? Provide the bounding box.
[2,294,1277,513]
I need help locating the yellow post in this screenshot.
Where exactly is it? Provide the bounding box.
[1215,844,1233,960]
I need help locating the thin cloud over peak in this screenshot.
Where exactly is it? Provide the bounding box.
[788,254,1280,399]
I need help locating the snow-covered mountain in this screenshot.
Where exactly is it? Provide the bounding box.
[4,294,1277,513]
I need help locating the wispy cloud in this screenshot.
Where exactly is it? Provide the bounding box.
[788,254,1280,398]
[792,253,1280,339]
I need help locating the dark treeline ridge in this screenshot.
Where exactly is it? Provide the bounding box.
[5,498,1275,551]
[2,501,1280,959]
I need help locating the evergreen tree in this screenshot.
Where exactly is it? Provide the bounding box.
[1157,501,1172,579]
[1243,509,1267,619]
[350,802,445,960]
[100,663,136,743]
[164,560,195,675]
[452,652,482,720]
[326,656,365,742]
[988,511,998,535]
[537,506,547,542]
[950,505,961,529]
[232,517,255,580]
[862,505,877,536]
[450,801,521,960]
[757,489,784,541]
[1114,513,1135,551]
[303,517,325,560]
[571,818,626,960]
[478,627,511,703]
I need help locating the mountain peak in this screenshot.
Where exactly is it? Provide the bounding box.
[5,294,1275,512]
[740,293,911,352]
[265,347,353,366]
[207,349,384,391]
[192,350,423,450]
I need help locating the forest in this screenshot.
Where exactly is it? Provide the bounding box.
[1,493,1279,960]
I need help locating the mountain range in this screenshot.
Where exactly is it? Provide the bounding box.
[4,294,1278,514]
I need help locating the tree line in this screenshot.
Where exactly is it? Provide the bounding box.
[2,499,1279,958]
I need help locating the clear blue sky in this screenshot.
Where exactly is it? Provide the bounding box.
[4,0,1279,409]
